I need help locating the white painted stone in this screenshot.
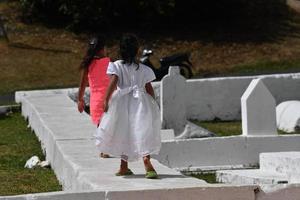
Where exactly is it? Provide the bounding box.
[175,121,215,139]
[161,66,187,136]
[260,152,300,175]
[288,173,300,184]
[24,155,40,169]
[161,129,175,141]
[276,101,300,133]
[241,79,277,136]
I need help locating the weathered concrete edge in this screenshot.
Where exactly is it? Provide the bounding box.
[0,185,257,200]
[0,190,106,200]
[156,135,300,169]
[2,184,300,200]
[15,88,79,103]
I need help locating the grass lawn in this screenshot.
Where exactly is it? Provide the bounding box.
[0,111,61,196]
[193,120,300,137]
[188,173,217,184]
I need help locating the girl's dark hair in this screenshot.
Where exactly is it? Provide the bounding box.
[80,35,105,70]
[119,34,139,66]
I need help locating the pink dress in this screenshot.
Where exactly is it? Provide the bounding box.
[88,57,110,125]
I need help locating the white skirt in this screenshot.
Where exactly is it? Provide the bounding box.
[95,87,161,161]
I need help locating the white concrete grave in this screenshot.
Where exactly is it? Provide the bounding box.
[241,79,277,136]
[161,66,187,136]
[217,151,300,185]
[15,89,207,192]
[276,101,300,133]
[10,79,300,200]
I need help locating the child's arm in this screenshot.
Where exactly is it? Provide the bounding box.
[103,74,118,112]
[145,82,155,98]
[77,68,88,113]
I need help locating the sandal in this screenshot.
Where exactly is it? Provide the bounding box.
[145,171,158,179]
[115,168,134,176]
[100,153,110,158]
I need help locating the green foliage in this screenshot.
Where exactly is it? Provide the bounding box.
[19,0,176,30]
[19,0,289,31]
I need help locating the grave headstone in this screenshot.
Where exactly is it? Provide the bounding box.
[161,66,186,136]
[241,79,277,136]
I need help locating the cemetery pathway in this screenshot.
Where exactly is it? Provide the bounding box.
[16,89,207,191]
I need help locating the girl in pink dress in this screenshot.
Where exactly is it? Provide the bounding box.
[77,35,110,158]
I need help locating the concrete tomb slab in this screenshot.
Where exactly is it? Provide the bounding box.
[217,169,287,185]
[217,151,300,185]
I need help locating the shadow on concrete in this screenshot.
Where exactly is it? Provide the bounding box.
[123,174,189,180]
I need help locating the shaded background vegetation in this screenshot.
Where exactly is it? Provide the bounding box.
[19,0,292,42]
[20,0,288,26]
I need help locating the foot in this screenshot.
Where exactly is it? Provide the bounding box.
[145,170,158,179]
[115,168,134,176]
[100,153,110,158]
[143,156,155,172]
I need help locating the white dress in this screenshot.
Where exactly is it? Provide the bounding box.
[95,60,161,161]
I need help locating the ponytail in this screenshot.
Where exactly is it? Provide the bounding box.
[79,35,105,70]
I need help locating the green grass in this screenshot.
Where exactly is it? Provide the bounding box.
[193,120,242,137]
[0,112,61,196]
[188,173,217,184]
[229,59,300,76]
[193,120,300,136]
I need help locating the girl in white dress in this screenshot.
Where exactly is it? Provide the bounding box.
[95,34,161,179]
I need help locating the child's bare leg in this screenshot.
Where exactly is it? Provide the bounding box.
[143,155,155,172]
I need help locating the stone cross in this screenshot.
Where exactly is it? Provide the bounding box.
[161,66,187,136]
[241,79,277,136]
